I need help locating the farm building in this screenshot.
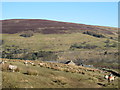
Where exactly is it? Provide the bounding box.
[65,60,76,65]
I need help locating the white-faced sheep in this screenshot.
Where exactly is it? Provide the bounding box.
[0,61,4,64]
[104,75,109,80]
[0,60,8,65]
[8,65,18,72]
[24,61,28,66]
[108,75,115,82]
[4,61,7,63]
[30,62,35,66]
[38,63,44,67]
[104,74,115,82]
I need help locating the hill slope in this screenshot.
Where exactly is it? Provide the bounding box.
[2,58,119,88]
[1,19,119,72]
[1,19,118,34]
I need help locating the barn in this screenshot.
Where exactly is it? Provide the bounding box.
[65,60,76,65]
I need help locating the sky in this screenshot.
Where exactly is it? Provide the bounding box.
[1,2,118,27]
[1,0,120,2]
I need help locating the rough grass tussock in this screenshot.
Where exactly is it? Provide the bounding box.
[26,69,39,76]
[2,64,9,71]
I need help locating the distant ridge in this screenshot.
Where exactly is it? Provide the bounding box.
[1,19,117,34]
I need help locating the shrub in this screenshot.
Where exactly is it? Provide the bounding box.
[109,43,118,47]
[104,39,110,43]
[110,37,113,39]
[83,31,105,38]
[104,40,117,48]
[70,43,98,49]
[20,31,33,37]
[34,51,58,61]
[26,69,39,76]
[2,45,28,59]
[2,45,58,61]
[23,53,37,60]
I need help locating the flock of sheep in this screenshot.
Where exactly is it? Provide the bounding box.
[1,58,116,83]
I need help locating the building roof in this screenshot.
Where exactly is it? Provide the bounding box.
[65,60,76,65]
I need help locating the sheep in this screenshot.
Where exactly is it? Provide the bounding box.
[8,65,18,72]
[24,61,28,64]
[24,61,28,66]
[0,61,7,65]
[108,74,115,82]
[108,76,115,82]
[104,75,109,79]
[104,74,115,83]
[38,63,44,67]
[0,61,4,64]
[29,62,34,66]
[4,61,7,63]
[31,62,35,66]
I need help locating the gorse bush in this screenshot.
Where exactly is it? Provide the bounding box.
[104,39,118,48]
[104,42,118,48]
[20,33,33,37]
[2,45,58,61]
[83,31,105,38]
[33,51,58,61]
[104,39,110,43]
[70,43,98,49]
[22,51,58,61]
[20,31,34,37]
[2,45,28,59]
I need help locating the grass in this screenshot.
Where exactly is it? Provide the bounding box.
[26,69,39,76]
[2,59,120,88]
[2,33,118,64]
[1,32,119,88]
[2,33,118,51]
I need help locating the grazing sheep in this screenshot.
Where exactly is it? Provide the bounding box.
[108,74,115,82]
[108,76,115,82]
[0,61,4,64]
[4,61,7,63]
[9,65,18,72]
[104,75,109,79]
[104,74,115,82]
[24,61,28,64]
[0,61,7,65]
[38,63,44,66]
[31,62,35,66]
[24,61,28,66]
